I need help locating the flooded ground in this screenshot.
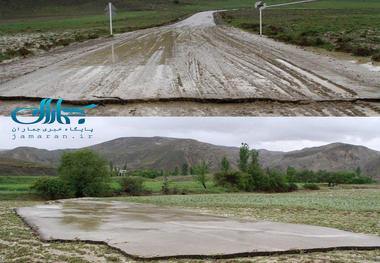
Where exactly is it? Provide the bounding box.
[16,198,380,260]
[1,11,380,116]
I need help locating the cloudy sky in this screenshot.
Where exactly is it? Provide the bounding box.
[1,117,380,152]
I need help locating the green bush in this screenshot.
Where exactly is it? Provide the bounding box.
[31,177,73,200]
[120,176,144,195]
[213,171,242,187]
[127,169,162,178]
[59,150,111,198]
[265,170,291,193]
[162,175,170,195]
[303,183,320,190]
[287,183,299,192]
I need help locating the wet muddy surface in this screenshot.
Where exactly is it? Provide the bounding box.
[1,11,380,116]
[16,199,380,259]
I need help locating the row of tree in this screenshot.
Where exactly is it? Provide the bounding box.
[212,143,298,193]
[211,143,374,191]
[286,167,374,186]
[32,144,376,199]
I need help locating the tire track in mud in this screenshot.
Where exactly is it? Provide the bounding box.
[210,27,356,99]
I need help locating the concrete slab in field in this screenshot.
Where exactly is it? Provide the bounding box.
[16,199,380,259]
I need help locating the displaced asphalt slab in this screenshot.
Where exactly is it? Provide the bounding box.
[16,199,380,259]
[1,11,380,116]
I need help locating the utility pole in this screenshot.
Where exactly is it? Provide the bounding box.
[259,7,263,36]
[255,1,266,37]
[255,0,319,37]
[105,2,117,36]
[109,2,113,35]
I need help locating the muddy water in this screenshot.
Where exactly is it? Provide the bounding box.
[0,11,379,117]
[17,199,380,259]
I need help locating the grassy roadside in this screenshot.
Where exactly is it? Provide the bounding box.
[219,0,380,62]
[0,0,255,62]
[1,187,380,262]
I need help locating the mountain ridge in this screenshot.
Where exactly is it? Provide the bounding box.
[1,137,379,179]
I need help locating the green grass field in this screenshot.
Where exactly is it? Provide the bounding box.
[0,0,257,34]
[0,175,227,201]
[220,0,380,61]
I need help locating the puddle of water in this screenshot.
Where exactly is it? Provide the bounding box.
[361,62,380,72]
[16,199,380,259]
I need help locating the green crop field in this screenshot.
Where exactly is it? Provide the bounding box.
[220,0,380,61]
[0,174,225,201]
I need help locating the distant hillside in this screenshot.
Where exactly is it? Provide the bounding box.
[0,158,56,176]
[87,137,240,171]
[262,143,380,174]
[0,137,379,180]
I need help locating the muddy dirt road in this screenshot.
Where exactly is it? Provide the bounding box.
[1,11,380,116]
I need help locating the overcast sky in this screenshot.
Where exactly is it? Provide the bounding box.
[1,117,380,152]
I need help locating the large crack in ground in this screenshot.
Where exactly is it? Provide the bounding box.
[1,97,380,116]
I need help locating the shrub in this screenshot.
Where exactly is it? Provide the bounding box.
[120,176,144,195]
[31,177,73,200]
[303,183,320,190]
[287,183,299,192]
[0,52,11,62]
[266,170,290,193]
[372,52,380,62]
[214,171,242,187]
[55,38,72,47]
[193,161,209,189]
[18,46,30,55]
[162,175,170,195]
[59,150,111,198]
[352,45,373,57]
[335,37,354,53]
[128,169,162,178]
